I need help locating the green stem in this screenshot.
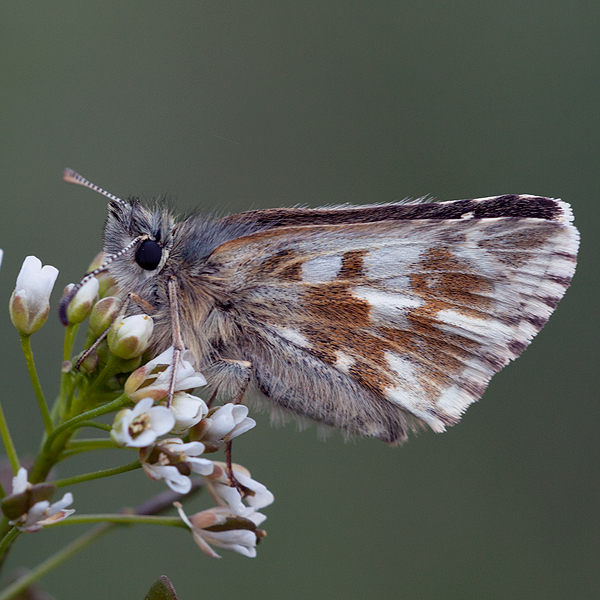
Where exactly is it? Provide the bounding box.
[62,323,79,363]
[0,524,111,600]
[44,394,130,455]
[0,399,19,477]
[59,439,120,461]
[30,394,131,484]
[51,460,141,488]
[53,514,186,527]
[0,527,19,560]
[20,335,52,435]
[0,481,203,592]
[66,436,116,448]
[69,420,112,433]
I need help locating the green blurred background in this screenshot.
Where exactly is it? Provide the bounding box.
[1,1,598,598]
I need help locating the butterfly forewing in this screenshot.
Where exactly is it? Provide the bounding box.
[191,196,578,442]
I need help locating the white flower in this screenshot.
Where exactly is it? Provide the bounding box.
[143,464,191,494]
[111,398,175,447]
[191,404,255,450]
[5,468,75,532]
[175,503,267,559]
[169,392,208,435]
[66,277,99,324]
[11,466,29,495]
[9,256,59,334]
[205,462,274,517]
[17,493,75,533]
[140,438,214,494]
[107,314,154,359]
[125,347,207,402]
[163,439,214,476]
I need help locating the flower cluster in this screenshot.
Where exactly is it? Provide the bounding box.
[4,254,273,559]
[111,344,271,558]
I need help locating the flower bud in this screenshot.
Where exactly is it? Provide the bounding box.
[65,277,99,324]
[9,256,59,335]
[168,392,209,435]
[88,296,121,338]
[107,314,154,359]
[190,403,255,451]
[77,350,99,373]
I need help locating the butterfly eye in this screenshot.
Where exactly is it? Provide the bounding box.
[135,240,162,270]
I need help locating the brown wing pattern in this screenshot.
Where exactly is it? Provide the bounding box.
[192,199,578,443]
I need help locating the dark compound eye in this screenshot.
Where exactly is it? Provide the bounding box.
[135,240,162,270]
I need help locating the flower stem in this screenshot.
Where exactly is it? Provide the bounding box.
[0,527,19,560]
[20,335,52,435]
[0,523,111,600]
[66,436,116,449]
[53,514,186,527]
[44,394,130,455]
[50,460,141,488]
[58,438,120,461]
[30,394,131,484]
[71,421,112,433]
[0,400,19,477]
[62,323,79,362]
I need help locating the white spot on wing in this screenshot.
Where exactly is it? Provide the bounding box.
[385,353,420,386]
[363,246,422,279]
[383,352,447,432]
[436,309,514,342]
[352,287,423,318]
[301,255,342,283]
[271,326,312,348]
[334,351,354,373]
[436,386,468,418]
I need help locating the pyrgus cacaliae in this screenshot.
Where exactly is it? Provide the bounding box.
[61,170,579,444]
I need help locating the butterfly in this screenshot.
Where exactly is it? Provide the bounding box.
[61,170,579,444]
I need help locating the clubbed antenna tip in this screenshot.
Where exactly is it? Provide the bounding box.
[62,168,127,207]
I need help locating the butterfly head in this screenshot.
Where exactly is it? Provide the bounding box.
[102,197,176,295]
[58,170,181,324]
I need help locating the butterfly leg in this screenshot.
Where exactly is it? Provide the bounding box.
[225,440,240,492]
[204,358,253,404]
[226,361,252,488]
[167,277,185,407]
[206,358,253,489]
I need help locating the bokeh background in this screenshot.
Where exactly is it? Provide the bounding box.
[1,2,598,599]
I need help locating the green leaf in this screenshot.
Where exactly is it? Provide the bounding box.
[144,576,178,600]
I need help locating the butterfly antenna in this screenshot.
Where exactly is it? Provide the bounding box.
[63,168,128,207]
[58,235,149,325]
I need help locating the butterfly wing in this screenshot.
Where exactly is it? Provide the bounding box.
[192,196,579,443]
